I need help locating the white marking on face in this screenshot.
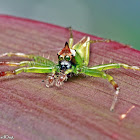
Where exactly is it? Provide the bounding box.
[70,49,76,56]
[61,60,71,69]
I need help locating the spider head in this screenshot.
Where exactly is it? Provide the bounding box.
[57,42,76,71]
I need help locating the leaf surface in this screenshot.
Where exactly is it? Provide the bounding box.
[0,15,140,140]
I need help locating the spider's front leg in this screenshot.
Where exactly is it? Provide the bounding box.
[0,65,57,86]
[0,60,47,77]
[0,61,39,67]
[0,66,56,76]
[80,67,119,111]
[0,52,58,86]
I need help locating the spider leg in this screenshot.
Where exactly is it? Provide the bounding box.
[80,67,119,111]
[0,60,53,67]
[68,27,73,49]
[0,66,56,77]
[90,39,110,44]
[0,52,33,59]
[82,63,139,111]
[0,52,57,87]
[88,63,140,71]
[0,61,37,67]
[0,61,58,87]
[0,52,56,67]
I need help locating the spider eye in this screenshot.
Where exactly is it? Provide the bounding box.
[58,55,63,61]
[64,55,70,61]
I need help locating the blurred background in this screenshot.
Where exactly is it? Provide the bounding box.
[0,0,140,50]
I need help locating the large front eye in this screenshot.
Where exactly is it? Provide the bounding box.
[58,55,63,61]
[64,55,70,61]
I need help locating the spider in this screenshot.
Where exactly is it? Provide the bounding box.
[0,28,139,111]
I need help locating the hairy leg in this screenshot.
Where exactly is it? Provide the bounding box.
[0,52,33,59]
[88,63,140,71]
[90,39,110,44]
[68,27,74,49]
[0,52,56,67]
[0,61,46,67]
[0,66,56,78]
[80,68,120,111]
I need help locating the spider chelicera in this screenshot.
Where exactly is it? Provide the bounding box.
[0,28,139,111]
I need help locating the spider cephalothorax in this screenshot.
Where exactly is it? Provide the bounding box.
[0,28,139,111]
[57,42,76,71]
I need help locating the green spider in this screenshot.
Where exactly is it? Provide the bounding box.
[0,28,139,111]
